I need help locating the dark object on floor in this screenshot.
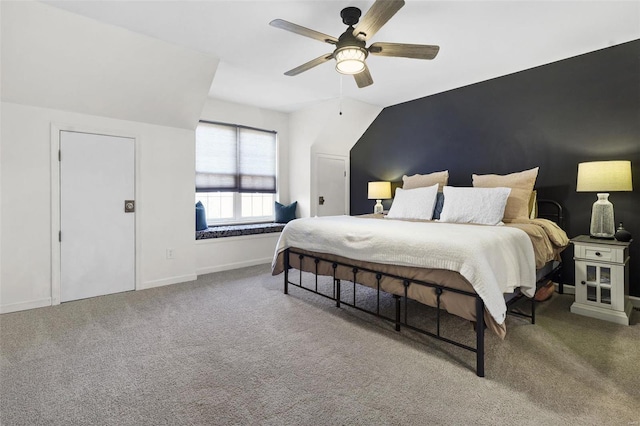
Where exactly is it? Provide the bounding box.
[534,281,555,302]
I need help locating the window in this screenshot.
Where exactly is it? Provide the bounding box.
[195,121,277,224]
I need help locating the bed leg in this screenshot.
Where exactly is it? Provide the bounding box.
[531,297,536,325]
[476,297,485,378]
[394,295,401,331]
[284,249,289,295]
[336,279,341,308]
[332,263,338,299]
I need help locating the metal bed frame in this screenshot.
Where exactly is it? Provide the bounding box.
[281,200,564,377]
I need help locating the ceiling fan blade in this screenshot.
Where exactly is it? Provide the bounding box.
[354,64,373,88]
[284,53,334,76]
[353,0,405,41]
[270,19,338,45]
[369,42,440,60]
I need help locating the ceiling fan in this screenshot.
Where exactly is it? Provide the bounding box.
[269,0,439,88]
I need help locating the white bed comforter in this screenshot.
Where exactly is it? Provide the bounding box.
[272,215,536,324]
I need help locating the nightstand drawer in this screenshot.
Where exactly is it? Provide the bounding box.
[583,246,613,261]
[574,244,627,263]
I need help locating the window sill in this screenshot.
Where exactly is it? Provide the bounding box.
[196,222,286,240]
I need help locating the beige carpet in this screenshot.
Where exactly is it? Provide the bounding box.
[1,264,638,425]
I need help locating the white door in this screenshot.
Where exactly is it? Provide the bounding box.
[60,131,135,302]
[316,155,347,216]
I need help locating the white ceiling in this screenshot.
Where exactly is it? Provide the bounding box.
[43,0,640,113]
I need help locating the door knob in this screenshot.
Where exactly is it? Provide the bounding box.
[319,196,325,205]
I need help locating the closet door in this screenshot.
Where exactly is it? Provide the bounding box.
[60,131,135,302]
[316,154,347,216]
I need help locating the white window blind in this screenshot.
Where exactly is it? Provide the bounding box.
[196,121,277,193]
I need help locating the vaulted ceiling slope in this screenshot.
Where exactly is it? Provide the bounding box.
[1,1,219,130]
[28,1,640,113]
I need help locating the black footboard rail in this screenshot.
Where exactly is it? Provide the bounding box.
[283,248,488,377]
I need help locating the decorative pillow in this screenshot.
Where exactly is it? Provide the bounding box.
[195,201,208,231]
[432,192,445,220]
[472,167,539,220]
[386,184,439,220]
[439,186,511,225]
[529,190,538,219]
[275,201,297,223]
[402,170,449,192]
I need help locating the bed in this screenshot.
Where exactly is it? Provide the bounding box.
[272,181,568,377]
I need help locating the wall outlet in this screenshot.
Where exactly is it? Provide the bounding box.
[166,248,174,259]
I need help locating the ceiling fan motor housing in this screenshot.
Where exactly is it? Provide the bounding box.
[336,29,367,51]
[340,7,361,26]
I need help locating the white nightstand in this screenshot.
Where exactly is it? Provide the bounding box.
[570,235,632,325]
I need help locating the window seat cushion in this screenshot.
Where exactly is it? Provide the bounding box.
[196,222,285,240]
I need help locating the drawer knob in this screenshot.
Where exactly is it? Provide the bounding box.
[581,281,586,285]
[595,252,602,256]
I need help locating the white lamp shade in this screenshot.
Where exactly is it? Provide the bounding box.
[335,47,367,75]
[368,181,391,200]
[576,161,633,192]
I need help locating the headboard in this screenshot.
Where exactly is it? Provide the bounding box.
[537,199,564,228]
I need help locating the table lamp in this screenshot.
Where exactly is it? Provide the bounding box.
[576,160,633,239]
[368,181,391,214]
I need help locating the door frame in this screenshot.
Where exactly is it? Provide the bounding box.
[312,153,349,217]
[50,124,141,305]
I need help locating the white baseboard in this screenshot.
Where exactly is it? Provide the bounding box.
[197,258,271,276]
[0,297,52,314]
[555,283,640,309]
[139,274,198,290]
[554,282,575,295]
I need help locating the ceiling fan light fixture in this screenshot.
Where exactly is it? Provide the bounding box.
[334,47,367,74]
[271,0,439,88]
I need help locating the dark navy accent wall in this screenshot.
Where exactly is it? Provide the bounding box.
[350,40,640,294]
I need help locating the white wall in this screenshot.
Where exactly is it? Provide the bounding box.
[1,1,217,130]
[0,1,380,312]
[289,98,382,217]
[0,0,219,313]
[195,234,281,276]
[0,102,198,312]
[0,96,378,312]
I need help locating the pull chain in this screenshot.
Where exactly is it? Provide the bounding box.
[339,75,343,116]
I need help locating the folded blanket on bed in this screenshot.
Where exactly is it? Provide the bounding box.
[505,218,569,268]
[273,215,536,325]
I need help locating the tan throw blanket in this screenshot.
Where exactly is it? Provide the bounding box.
[504,218,569,268]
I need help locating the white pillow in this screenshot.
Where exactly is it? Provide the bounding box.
[386,184,439,220]
[439,186,511,225]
